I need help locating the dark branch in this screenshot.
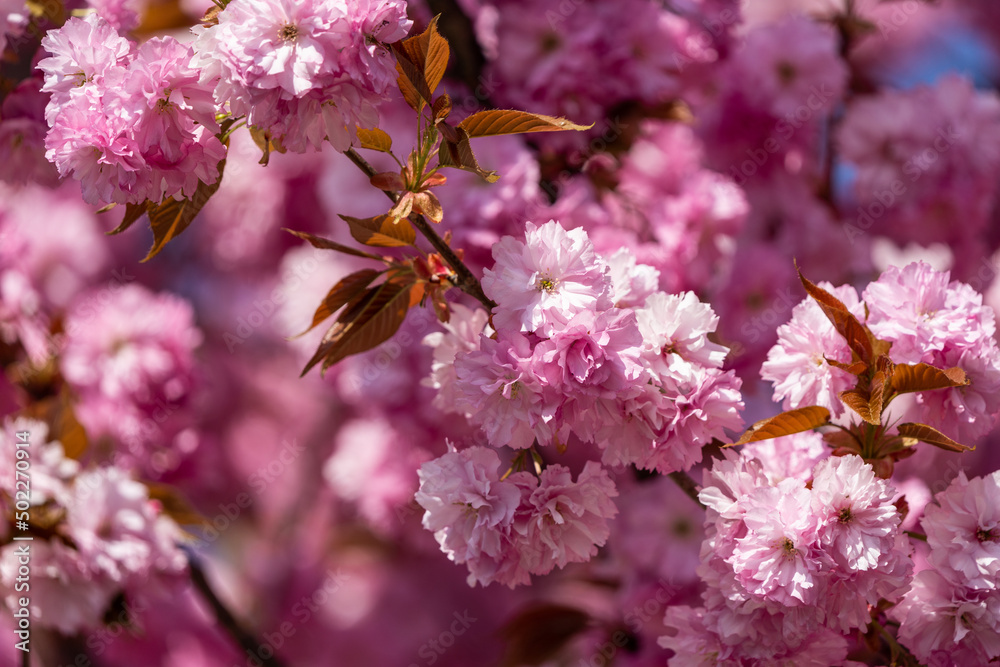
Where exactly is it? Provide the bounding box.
[668,471,705,508]
[345,148,496,311]
[185,549,288,667]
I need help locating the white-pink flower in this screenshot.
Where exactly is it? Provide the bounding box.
[728,478,822,606]
[922,470,1000,591]
[810,455,902,572]
[414,446,527,587]
[761,283,863,418]
[517,462,618,575]
[481,220,613,336]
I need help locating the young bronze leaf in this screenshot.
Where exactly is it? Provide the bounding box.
[411,191,443,223]
[283,228,386,262]
[896,423,973,453]
[356,127,393,153]
[432,93,452,121]
[144,482,209,527]
[797,267,874,364]
[393,15,450,110]
[302,277,415,375]
[458,110,593,138]
[839,389,876,424]
[106,202,150,235]
[499,604,590,667]
[439,127,500,182]
[891,363,969,396]
[295,268,382,337]
[728,406,831,446]
[339,214,416,247]
[142,162,225,262]
[826,358,868,375]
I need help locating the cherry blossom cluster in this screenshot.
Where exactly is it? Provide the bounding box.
[890,470,1000,665]
[192,0,410,153]
[763,261,1000,442]
[0,417,185,634]
[38,13,225,205]
[60,284,203,471]
[838,75,1000,250]
[660,447,912,665]
[414,445,617,587]
[425,220,745,474]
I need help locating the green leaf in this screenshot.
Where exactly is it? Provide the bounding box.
[356,127,393,153]
[891,363,969,396]
[458,110,593,137]
[728,406,831,447]
[107,202,150,236]
[302,276,417,375]
[339,214,417,247]
[896,423,973,453]
[294,268,382,338]
[283,228,386,262]
[142,161,225,262]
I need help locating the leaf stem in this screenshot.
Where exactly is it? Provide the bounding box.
[345,147,496,311]
[185,548,288,667]
[669,471,705,509]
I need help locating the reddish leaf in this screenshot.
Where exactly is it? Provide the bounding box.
[106,202,150,236]
[370,171,405,191]
[797,267,874,364]
[302,276,416,375]
[500,604,591,667]
[411,191,443,223]
[295,268,382,337]
[356,127,392,153]
[145,482,209,527]
[438,127,499,182]
[339,214,416,247]
[458,109,593,137]
[891,363,969,396]
[896,423,973,453]
[284,228,386,262]
[729,406,831,446]
[142,160,226,262]
[392,15,450,111]
[826,358,868,375]
[432,93,452,120]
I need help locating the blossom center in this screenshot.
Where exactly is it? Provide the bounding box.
[976,526,998,543]
[536,275,558,293]
[837,507,854,524]
[278,23,299,42]
[779,537,798,559]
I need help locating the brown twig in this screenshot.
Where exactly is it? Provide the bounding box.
[668,471,705,508]
[185,549,288,667]
[344,147,496,311]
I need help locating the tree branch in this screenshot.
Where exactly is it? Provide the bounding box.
[185,549,288,667]
[344,147,496,311]
[668,471,704,508]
